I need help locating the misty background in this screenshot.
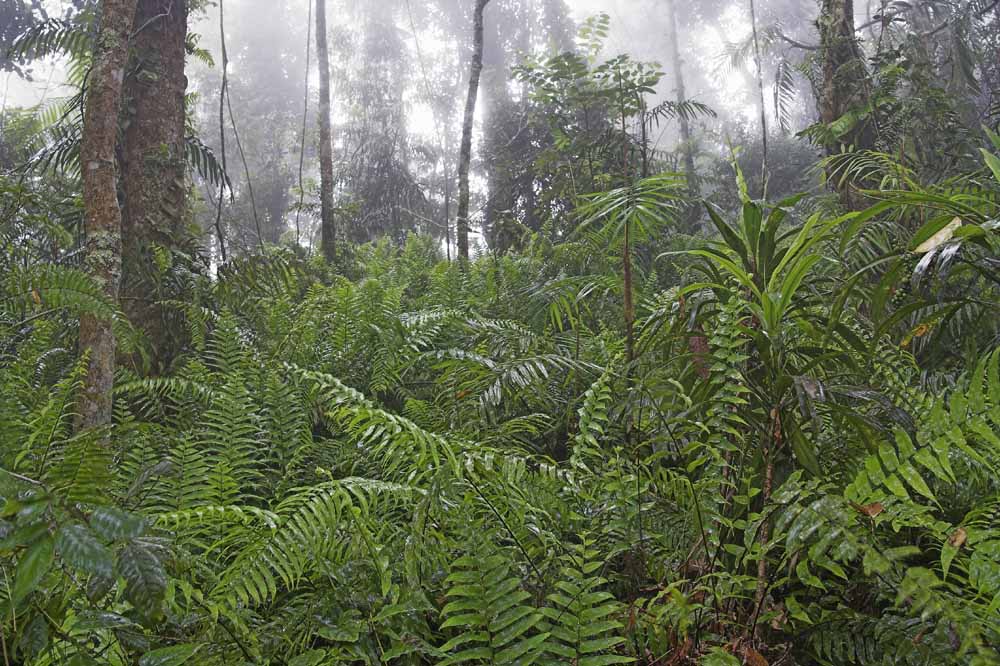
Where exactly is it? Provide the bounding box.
[3,0,995,259]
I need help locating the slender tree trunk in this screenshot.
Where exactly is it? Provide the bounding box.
[818,0,873,209]
[444,161,452,262]
[121,0,188,374]
[316,0,335,262]
[666,0,696,191]
[214,0,229,265]
[78,0,138,429]
[294,0,313,250]
[456,0,489,263]
[620,92,635,373]
[748,0,769,197]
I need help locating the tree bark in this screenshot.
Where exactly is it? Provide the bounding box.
[316,0,335,262]
[666,0,696,192]
[456,0,489,263]
[818,0,874,209]
[79,0,138,429]
[121,0,188,374]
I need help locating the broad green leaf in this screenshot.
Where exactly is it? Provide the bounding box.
[12,535,54,604]
[138,644,200,666]
[56,524,113,577]
[288,651,328,666]
[90,507,145,541]
[120,540,167,615]
[981,148,1000,184]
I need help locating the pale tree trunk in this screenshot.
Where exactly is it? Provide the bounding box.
[79,0,138,429]
[316,0,335,262]
[456,0,489,263]
[818,0,873,209]
[121,0,188,374]
[749,0,769,197]
[482,14,510,251]
[666,0,699,230]
[666,0,695,185]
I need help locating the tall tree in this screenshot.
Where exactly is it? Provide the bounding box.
[316,0,335,262]
[666,0,694,185]
[456,0,489,263]
[481,0,516,250]
[121,0,188,372]
[78,0,138,429]
[817,0,873,208]
[666,0,699,229]
[333,3,426,245]
[748,0,769,197]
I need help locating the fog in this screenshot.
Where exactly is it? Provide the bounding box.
[169,0,829,253]
[3,0,950,254]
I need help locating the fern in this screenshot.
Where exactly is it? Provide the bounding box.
[439,539,547,666]
[541,535,632,666]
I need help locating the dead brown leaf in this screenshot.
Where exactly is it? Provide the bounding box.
[742,646,769,666]
[857,502,884,517]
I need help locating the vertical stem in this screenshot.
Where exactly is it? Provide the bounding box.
[316,0,336,262]
[666,0,694,171]
[623,218,635,370]
[667,0,700,230]
[294,0,313,250]
[444,159,452,262]
[640,99,649,179]
[618,67,635,371]
[456,0,490,264]
[749,0,769,198]
[224,55,264,252]
[78,0,139,430]
[752,408,778,641]
[217,0,263,253]
[214,0,229,263]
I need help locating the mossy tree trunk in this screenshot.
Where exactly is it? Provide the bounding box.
[79,0,139,429]
[818,0,874,209]
[121,0,189,374]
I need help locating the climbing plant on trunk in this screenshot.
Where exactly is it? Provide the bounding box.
[817,0,875,209]
[121,0,188,374]
[78,0,139,429]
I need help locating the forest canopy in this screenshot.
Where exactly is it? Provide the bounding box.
[1,0,1000,665]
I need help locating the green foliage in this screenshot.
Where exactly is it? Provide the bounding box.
[541,536,631,666]
[3,47,1000,666]
[439,539,547,665]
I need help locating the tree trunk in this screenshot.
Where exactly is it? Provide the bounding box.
[749,0,769,197]
[78,0,138,429]
[482,17,512,252]
[818,0,873,209]
[666,0,696,195]
[121,0,188,374]
[456,0,489,263]
[316,0,335,262]
[444,160,452,262]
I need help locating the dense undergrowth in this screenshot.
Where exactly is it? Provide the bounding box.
[2,148,1000,666]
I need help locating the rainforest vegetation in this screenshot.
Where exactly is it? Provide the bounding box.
[1,0,1000,664]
